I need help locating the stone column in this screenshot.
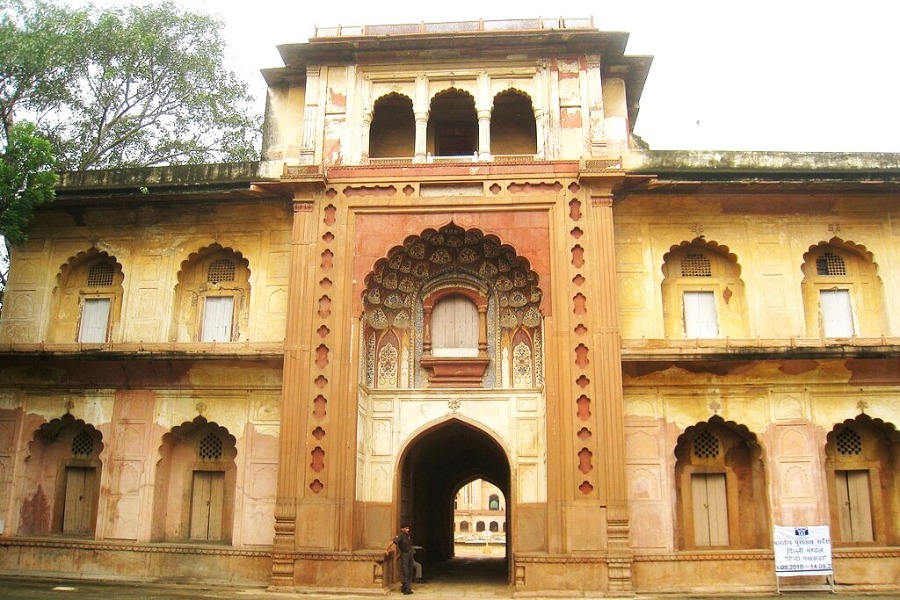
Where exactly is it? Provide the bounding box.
[271,198,317,587]
[477,110,492,161]
[413,75,429,163]
[476,71,492,160]
[414,112,428,163]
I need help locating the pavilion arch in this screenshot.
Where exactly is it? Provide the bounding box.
[151,416,238,543]
[673,415,769,550]
[368,92,415,160]
[800,238,887,338]
[18,414,104,536]
[360,222,544,389]
[171,243,251,342]
[427,88,477,157]
[660,238,748,339]
[48,248,124,343]
[824,414,899,546]
[395,416,512,564]
[490,88,537,157]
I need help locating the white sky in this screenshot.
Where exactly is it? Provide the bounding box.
[88,0,900,153]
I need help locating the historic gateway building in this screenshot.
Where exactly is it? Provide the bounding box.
[0,17,898,596]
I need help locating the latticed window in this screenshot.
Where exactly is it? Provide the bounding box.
[199,433,224,460]
[87,262,114,287]
[681,253,712,277]
[816,252,846,276]
[693,430,720,459]
[207,259,236,284]
[836,427,862,456]
[71,430,95,458]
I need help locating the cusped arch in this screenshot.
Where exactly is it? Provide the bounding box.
[493,87,533,104]
[26,413,105,461]
[157,416,237,462]
[362,221,542,328]
[825,413,900,450]
[675,415,760,458]
[801,237,880,278]
[661,238,742,280]
[175,243,251,283]
[372,91,414,113]
[55,248,124,289]
[430,86,476,106]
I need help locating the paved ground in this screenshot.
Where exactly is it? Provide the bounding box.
[0,553,897,599]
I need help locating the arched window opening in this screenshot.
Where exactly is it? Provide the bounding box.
[476,521,485,532]
[661,240,747,339]
[49,250,124,344]
[488,494,500,511]
[152,418,237,544]
[674,417,769,550]
[427,89,477,158]
[491,90,537,157]
[19,415,104,537]
[825,417,899,546]
[369,93,415,160]
[172,245,251,343]
[801,242,885,338]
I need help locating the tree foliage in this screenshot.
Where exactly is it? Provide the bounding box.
[0,121,57,288]
[0,0,262,301]
[1,0,261,170]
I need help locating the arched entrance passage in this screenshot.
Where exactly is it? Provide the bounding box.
[399,419,510,574]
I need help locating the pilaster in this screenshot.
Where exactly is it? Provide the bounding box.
[271,198,317,587]
[586,189,632,591]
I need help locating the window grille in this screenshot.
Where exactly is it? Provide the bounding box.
[87,262,114,287]
[836,427,862,456]
[693,430,720,459]
[816,252,846,276]
[681,253,712,277]
[199,433,223,460]
[71,430,94,457]
[207,259,236,284]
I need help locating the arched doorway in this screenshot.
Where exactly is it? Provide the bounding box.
[397,419,511,583]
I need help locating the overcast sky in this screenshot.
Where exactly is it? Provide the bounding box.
[91,0,900,153]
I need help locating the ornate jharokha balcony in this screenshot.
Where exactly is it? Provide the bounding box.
[314,17,594,38]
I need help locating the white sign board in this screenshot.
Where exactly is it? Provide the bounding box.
[773,525,833,576]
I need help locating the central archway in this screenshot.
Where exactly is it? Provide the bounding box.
[398,419,511,582]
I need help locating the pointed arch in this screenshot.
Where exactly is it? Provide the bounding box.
[360,222,543,389]
[491,89,537,157]
[427,88,477,158]
[151,416,237,543]
[661,238,747,338]
[48,248,125,343]
[19,414,104,536]
[172,243,252,342]
[800,238,886,337]
[369,92,415,159]
[674,416,769,550]
[824,414,899,546]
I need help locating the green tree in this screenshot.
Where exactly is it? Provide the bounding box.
[0,121,57,293]
[2,0,261,169]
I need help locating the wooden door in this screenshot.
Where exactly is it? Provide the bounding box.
[836,469,874,542]
[692,473,729,546]
[189,471,225,541]
[62,466,96,535]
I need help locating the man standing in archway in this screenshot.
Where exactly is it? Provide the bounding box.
[386,525,414,594]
